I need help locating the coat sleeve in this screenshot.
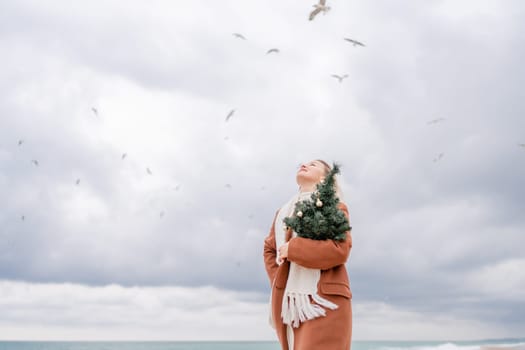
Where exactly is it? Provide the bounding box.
[263,210,280,287]
[287,202,352,270]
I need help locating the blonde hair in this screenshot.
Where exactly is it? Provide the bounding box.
[316,159,344,201]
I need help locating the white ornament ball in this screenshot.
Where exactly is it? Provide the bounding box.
[297,211,303,218]
[316,199,323,207]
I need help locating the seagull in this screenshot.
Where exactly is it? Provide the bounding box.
[91,107,98,117]
[433,153,444,162]
[121,153,127,160]
[18,140,24,146]
[517,143,525,148]
[160,211,165,218]
[344,38,365,47]
[225,109,235,122]
[225,183,232,189]
[309,0,331,21]
[224,136,230,141]
[427,118,446,125]
[21,215,25,221]
[232,33,246,40]
[75,178,80,185]
[331,74,349,83]
[146,167,153,175]
[266,48,280,55]
[31,159,39,166]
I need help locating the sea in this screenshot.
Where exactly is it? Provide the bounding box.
[0,339,524,350]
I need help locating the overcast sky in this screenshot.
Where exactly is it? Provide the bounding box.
[1,0,524,341]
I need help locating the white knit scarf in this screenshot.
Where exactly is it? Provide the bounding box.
[273,191,338,328]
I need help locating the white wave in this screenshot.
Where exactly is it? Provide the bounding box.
[378,341,525,350]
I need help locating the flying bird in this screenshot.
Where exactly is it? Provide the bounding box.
[160,211,165,219]
[91,107,98,117]
[518,143,525,148]
[121,153,127,160]
[225,183,232,189]
[344,38,365,47]
[75,178,80,185]
[146,167,153,175]
[427,118,446,125]
[309,0,331,21]
[225,109,235,122]
[18,140,24,146]
[21,215,25,221]
[266,48,280,55]
[331,74,348,83]
[232,33,246,40]
[433,153,444,162]
[31,159,39,166]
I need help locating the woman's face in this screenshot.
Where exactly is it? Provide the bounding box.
[296,160,327,188]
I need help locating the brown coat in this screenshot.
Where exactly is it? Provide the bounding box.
[263,202,353,350]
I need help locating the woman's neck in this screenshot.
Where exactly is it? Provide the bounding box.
[299,184,316,193]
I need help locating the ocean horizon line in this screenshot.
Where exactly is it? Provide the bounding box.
[0,338,523,342]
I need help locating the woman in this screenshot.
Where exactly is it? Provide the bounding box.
[263,159,353,350]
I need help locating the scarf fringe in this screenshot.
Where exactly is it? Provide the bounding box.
[281,292,338,328]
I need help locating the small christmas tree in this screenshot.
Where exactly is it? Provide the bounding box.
[283,163,351,241]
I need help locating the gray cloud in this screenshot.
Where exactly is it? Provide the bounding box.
[1,0,524,339]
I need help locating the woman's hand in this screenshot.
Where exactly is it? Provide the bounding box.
[278,243,289,260]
